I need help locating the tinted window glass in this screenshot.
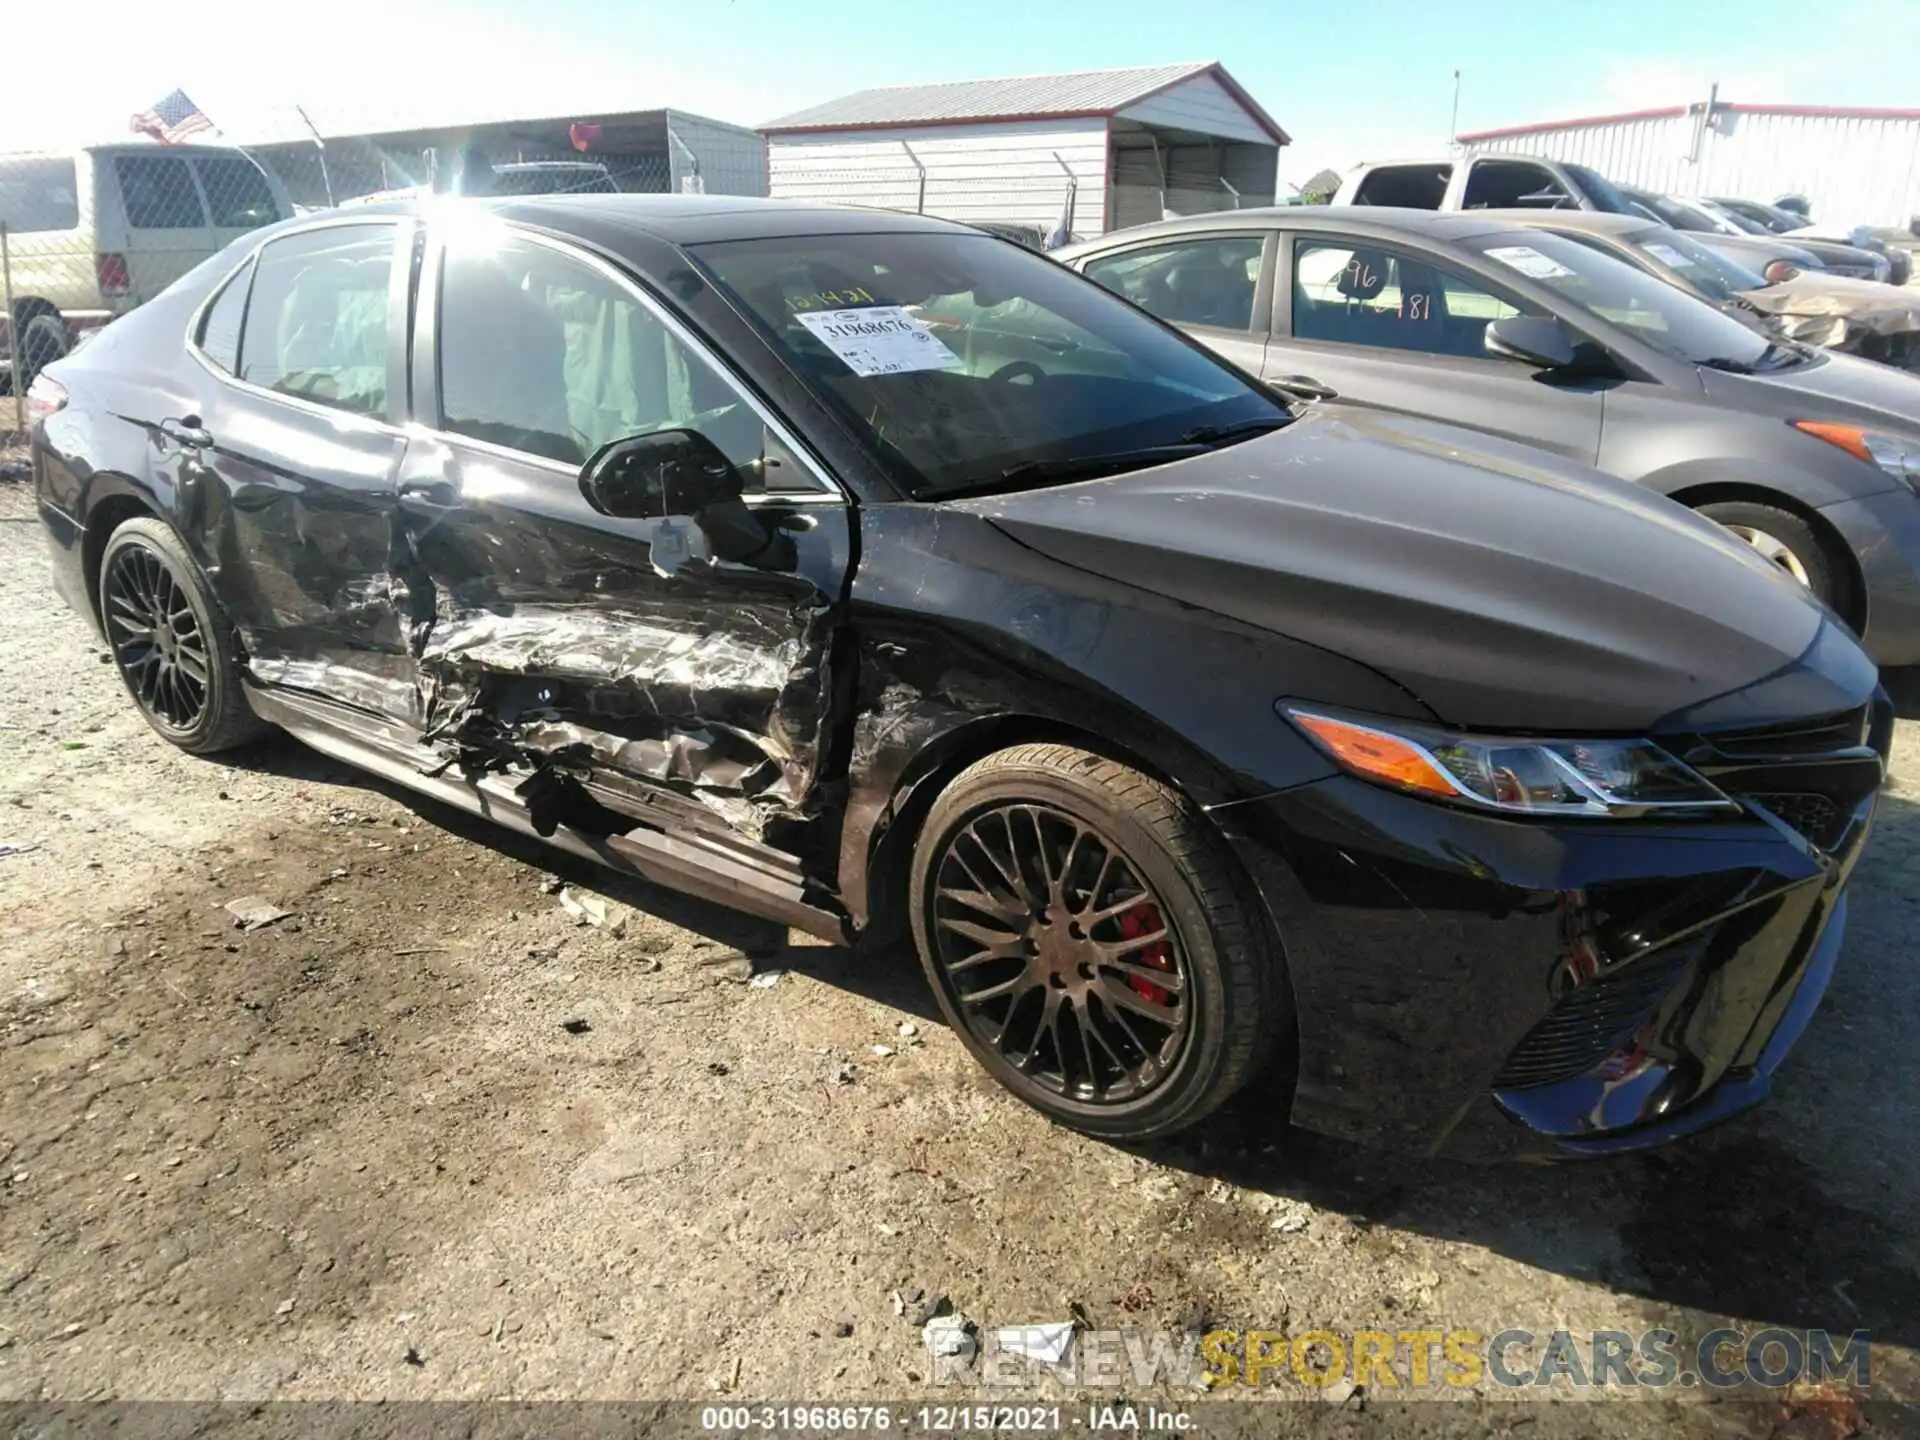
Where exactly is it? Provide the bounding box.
[239,225,393,415]
[1292,240,1526,356]
[1625,227,1766,301]
[1464,229,1772,367]
[438,233,770,475]
[113,154,205,229]
[1564,164,1636,216]
[197,258,252,373]
[1461,161,1571,210]
[695,231,1288,500]
[1350,165,1451,208]
[0,157,80,232]
[193,155,281,229]
[1082,237,1265,331]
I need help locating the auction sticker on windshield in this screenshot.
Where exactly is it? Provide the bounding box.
[1485,245,1575,280]
[795,306,963,377]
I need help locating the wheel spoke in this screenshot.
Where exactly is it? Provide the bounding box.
[1101,957,1186,993]
[958,971,1037,1008]
[936,881,1028,926]
[1097,973,1181,1023]
[1092,926,1172,962]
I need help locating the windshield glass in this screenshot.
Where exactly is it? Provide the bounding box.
[1465,229,1773,368]
[1564,164,1637,216]
[694,231,1288,499]
[1626,226,1766,301]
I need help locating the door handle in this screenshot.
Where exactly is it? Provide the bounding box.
[397,477,460,511]
[1269,375,1337,402]
[159,416,212,449]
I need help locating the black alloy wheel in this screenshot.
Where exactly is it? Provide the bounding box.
[929,801,1192,1104]
[910,743,1283,1140]
[98,518,268,753]
[106,541,212,733]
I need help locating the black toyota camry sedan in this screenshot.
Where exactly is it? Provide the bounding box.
[26,195,1891,1159]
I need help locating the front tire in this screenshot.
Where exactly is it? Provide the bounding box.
[1696,501,1852,619]
[98,518,268,754]
[908,743,1285,1141]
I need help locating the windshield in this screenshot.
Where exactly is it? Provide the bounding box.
[1564,164,1637,216]
[1627,190,1733,236]
[1625,226,1766,301]
[1465,229,1774,369]
[694,231,1289,499]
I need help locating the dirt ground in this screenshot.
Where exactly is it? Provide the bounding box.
[2,457,1917,1436]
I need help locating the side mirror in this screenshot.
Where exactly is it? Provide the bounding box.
[1484,315,1580,370]
[579,428,744,520]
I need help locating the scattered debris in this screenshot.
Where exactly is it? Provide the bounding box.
[1322,1376,1358,1406]
[897,1021,918,1038]
[1115,1283,1155,1314]
[707,1062,731,1077]
[223,896,290,932]
[392,947,446,957]
[829,1060,857,1086]
[891,1287,947,1325]
[0,841,41,859]
[833,1315,855,1338]
[870,1044,895,1058]
[995,1321,1074,1366]
[560,1018,593,1036]
[747,970,785,990]
[924,1311,975,1359]
[541,875,564,894]
[402,1346,425,1367]
[275,1299,296,1316]
[631,956,663,974]
[1267,1197,1313,1234]
[559,888,608,927]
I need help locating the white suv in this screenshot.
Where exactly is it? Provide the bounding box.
[1,143,292,385]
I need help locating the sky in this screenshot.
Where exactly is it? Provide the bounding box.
[11,0,1919,189]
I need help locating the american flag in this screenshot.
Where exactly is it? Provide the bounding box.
[129,89,216,145]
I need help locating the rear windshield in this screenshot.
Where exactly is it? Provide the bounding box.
[0,156,81,232]
[1626,226,1766,301]
[1351,165,1451,208]
[694,230,1287,500]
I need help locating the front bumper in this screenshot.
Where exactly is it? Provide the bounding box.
[1216,700,1888,1161]
[1820,485,1920,666]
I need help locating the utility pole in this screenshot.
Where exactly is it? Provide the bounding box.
[1449,69,1463,146]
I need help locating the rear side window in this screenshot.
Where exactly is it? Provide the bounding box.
[196,258,253,373]
[113,154,206,229]
[1082,236,1266,331]
[192,156,280,229]
[1291,240,1526,356]
[239,225,394,416]
[0,157,80,232]
[1351,165,1451,208]
[1461,161,1573,210]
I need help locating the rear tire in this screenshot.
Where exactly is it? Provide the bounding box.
[908,743,1286,1141]
[98,518,269,754]
[1696,501,1852,619]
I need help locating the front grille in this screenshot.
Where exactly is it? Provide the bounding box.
[1694,707,1868,761]
[1746,792,1847,850]
[1494,948,1692,1090]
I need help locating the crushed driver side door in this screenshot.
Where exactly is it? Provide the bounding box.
[394,222,853,917]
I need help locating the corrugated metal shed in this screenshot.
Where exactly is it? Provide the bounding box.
[763,63,1288,143]
[1458,103,1920,228]
[762,63,1286,241]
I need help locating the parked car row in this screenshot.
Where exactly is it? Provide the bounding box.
[1057,204,1920,666]
[24,190,1893,1161]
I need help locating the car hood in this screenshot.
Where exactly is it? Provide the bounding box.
[954,408,1869,734]
[1705,346,1920,431]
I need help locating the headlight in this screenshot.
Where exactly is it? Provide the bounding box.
[1281,706,1737,818]
[1794,421,1920,493]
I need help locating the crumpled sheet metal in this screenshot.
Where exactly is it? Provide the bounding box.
[414,602,830,823]
[1742,273,1920,349]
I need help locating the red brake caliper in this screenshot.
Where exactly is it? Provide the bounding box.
[1118,902,1175,1005]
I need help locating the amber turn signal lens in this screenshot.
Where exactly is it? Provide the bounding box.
[1792,420,1872,462]
[1290,712,1456,799]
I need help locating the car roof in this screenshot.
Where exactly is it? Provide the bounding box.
[305,192,975,246]
[1054,205,1544,257]
[1465,209,1654,237]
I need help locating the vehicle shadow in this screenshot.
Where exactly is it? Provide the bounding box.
[1881,664,1920,720]
[219,731,1920,1355]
